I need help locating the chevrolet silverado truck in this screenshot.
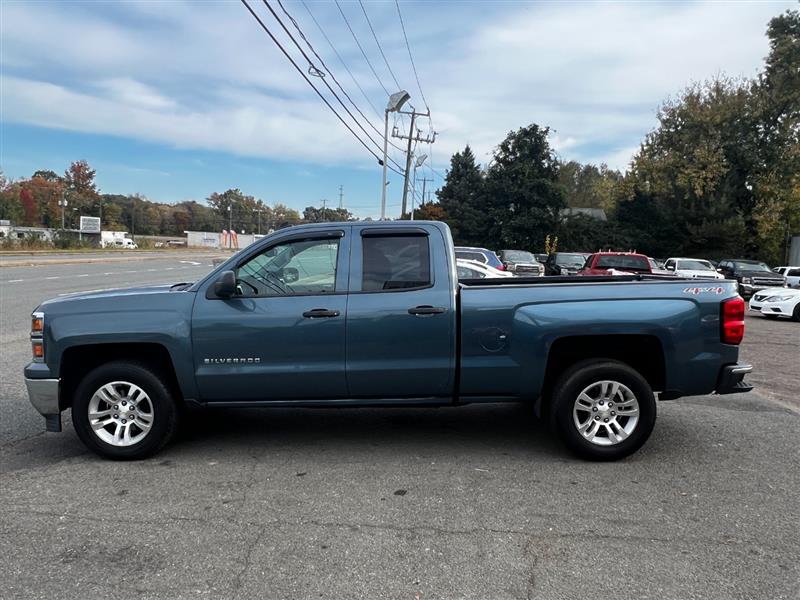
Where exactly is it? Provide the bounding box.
[25,221,753,461]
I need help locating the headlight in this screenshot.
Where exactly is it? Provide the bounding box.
[766,295,793,302]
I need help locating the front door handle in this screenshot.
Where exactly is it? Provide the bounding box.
[302,308,340,319]
[408,305,447,316]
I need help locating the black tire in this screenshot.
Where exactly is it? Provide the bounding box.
[72,361,179,460]
[549,360,657,461]
[792,303,800,322]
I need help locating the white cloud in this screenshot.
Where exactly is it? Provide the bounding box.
[1,0,794,176]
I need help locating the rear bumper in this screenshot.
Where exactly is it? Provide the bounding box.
[715,363,753,395]
[24,377,62,432]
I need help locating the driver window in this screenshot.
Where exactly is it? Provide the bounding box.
[236,237,339,297]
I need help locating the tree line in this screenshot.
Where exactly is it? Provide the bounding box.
[0,163,358,238]
[417,10,799,264]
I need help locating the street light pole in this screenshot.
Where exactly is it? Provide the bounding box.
[410,154,427,221]
[381,90,410,220]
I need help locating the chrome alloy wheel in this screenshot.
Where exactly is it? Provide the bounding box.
[572,380,640,446]
[87,381,154,447]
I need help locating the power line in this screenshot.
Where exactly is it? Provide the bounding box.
[260,0,405,171]
[334,0,390,96]
[301,0,382,120]
[358,0,402,91]
[395,0,429,112]
[285,0,406,153]
[240,0,404,176]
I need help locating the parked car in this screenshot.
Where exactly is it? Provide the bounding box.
[772,266,800,288]
[456,259,514,279]
[113,238,138,249]
[753,288,800,321]
[25,221,752,462]
[497,249,544,276]
[578,252,652,276]
[544,252,589,276]
[647,258,673,276]
[454,246,505,271]
[664,258,725,280]
[716,259,786,298]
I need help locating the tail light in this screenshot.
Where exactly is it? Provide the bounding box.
[721,297,745,345]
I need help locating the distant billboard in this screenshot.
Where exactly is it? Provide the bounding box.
[80,216,101,233]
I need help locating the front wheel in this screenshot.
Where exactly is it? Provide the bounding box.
[550,360,657,461]
[72,361,179,460]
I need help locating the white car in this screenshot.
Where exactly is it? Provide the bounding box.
[772,266,800,288]
[754,288,800,321]
[664,257,725,279]
[456,259,514,280]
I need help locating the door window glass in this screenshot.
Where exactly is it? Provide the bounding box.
[362,235,431,291]
[236,237,339,297]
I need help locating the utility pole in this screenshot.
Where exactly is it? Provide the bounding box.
[254,208,262,235]
[58,196,67,229]
[393,109,436,217]
[382,91,410,221]
[321,199,328,222]
[338,185,344,209]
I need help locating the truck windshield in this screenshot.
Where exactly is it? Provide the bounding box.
[677,260,714,271]
[555,253,587,267]
[733,261,771,272]
[595,255,650,271]
[504,251,535,262]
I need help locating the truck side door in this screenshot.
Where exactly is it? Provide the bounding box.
[345,225,455,398]
[191,228,350,401]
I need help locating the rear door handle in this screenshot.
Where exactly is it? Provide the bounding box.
[302,308,340,319]
[408,305,447,316]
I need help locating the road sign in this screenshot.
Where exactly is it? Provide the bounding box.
[80,216,101,233]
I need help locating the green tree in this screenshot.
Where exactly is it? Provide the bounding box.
[558,161,623,211]
[436,145,486,246]
[484,124,565,250]
[63,160,100,214]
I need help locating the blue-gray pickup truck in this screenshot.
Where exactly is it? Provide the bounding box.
[25,221,753,460]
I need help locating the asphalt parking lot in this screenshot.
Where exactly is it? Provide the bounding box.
[1,257,798,600]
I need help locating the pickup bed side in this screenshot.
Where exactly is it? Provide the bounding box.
[458,279,740,402]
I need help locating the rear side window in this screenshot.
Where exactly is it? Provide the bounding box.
[595,255,650,271]
[362,235,431,291]
[789,269,800,277]
[455,250,486,264]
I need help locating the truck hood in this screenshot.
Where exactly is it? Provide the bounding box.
[38,282,192,308]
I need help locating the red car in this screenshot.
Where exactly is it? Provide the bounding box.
[577,252,653,276]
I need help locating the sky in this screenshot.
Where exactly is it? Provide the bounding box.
[1,0,795,219]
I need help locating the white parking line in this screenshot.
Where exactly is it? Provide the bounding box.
[45,276,60,280]
[7,279,24,283]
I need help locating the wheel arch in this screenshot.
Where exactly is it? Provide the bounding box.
[539,334,665,412]
[60,343,184,410]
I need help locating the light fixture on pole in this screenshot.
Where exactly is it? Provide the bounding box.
[410,154,427,221]
[57,197,68,230]
[381,90,410,220]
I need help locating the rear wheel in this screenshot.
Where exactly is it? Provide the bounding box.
[792,303,800,322]
[550,360,656,461]
[72,361,178,460]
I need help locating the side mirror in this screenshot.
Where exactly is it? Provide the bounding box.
[716,268,723,273]
[213,270,237,299]
[666,265,675,271]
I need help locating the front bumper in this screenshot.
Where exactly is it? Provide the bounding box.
[24,377,62,432]
[760,299,797,317]
[715,364,753,395]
